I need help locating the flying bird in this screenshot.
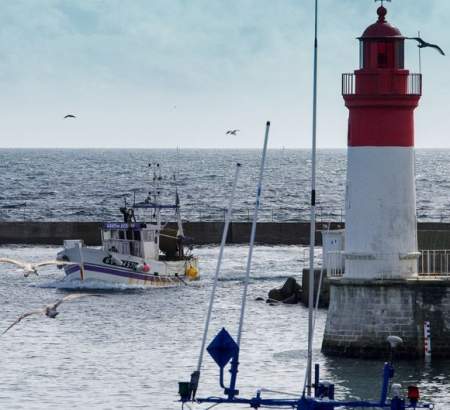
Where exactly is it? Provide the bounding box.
[0,258,81,277]
[407,37,445,56]
[226,129,240,135]
[64,114,76,119]
[2,293,104,335]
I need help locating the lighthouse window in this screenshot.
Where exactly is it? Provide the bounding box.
[378,51,388,67]
[359,41,364,68]
[378,41,402,69]
[377,42,389,68]
[395,41,405,68]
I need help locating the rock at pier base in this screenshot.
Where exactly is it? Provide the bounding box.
[322,277,450,359]
[301,269,329,308]
[268,277,302,304]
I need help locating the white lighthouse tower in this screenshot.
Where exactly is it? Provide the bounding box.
[320,5,445,358]
[343,4,421,280]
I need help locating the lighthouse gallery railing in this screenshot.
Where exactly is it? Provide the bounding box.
[342,73,422,96]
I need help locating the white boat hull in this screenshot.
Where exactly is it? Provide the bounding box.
[58,246,198,287]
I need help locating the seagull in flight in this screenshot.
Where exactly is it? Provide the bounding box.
[64,114,76,119]
[0,258,81,277]
[406,37,445,56]
[2,293,104,335]
[226,129,240,135]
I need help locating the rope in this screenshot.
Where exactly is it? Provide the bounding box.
[258,388,299,397]
[204,403,221,410]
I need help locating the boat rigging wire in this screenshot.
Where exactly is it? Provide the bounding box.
[229,121,271,396]
[193,162,242,392]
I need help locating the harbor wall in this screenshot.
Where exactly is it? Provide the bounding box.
[322,278,450,358]
[0,221,449,246]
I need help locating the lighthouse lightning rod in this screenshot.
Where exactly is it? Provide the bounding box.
[305,0,319,398]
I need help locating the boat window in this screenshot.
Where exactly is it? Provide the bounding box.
[126,229,133,240]
[134,231,141,241]
[130,241,141,257]
[142,230,154,242]
[103,230,111,240]
[119,230,125,240]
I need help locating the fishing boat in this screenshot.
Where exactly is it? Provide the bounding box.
[56,164,199,287]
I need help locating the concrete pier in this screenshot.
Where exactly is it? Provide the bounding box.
[322,278,450,358]
[0,221,337,246]
[0,221,449,246]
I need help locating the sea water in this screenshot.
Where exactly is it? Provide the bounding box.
[0,149,449,222]
[0,244,449,409]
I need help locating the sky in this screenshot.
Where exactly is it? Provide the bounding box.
[0,0,448,149]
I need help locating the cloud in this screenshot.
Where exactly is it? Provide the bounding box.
[0,0,448,148]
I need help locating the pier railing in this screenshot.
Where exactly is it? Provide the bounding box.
[323,249,450,278]
[419,250,450,276]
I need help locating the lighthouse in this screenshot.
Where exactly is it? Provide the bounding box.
[322,5,450,358]
[343,4,421,280]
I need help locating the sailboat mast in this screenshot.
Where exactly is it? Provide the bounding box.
[306,0,319,397]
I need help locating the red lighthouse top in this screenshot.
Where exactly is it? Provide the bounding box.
[361,6,403,39]
[343,5,422,148]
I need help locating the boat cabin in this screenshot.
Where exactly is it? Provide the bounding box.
[101,222,160,260]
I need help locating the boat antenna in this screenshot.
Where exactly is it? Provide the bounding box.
[228,121,271,397]
[304,0,319,398]
[189,162,242,399]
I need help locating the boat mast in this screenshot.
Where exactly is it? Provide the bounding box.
[151,163,162,228]
[190,163,242,398]
[306,0,319,397]
[228,121,270,398]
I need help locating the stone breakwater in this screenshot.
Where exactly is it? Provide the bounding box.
[0,222,450,246]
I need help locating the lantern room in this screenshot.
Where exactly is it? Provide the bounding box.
[359,6,405,70]
[342,5,421,97]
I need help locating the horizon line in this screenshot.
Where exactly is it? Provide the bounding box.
[0,146,449,150]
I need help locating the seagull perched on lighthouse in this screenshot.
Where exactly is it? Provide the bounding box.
[406,37,446,56]
[0,258,82,277]
[226,129,240,135]
[2,293,104,335]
